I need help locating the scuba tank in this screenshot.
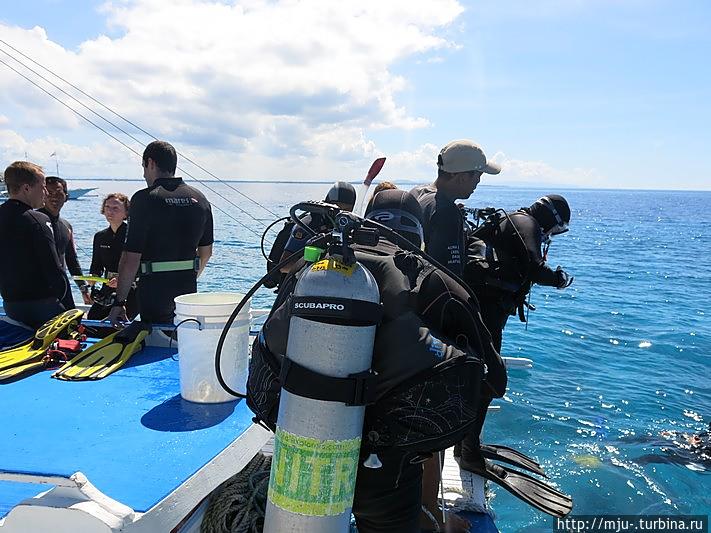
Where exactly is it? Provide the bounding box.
[263,205,383,533]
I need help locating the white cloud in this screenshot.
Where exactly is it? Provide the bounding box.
[0,0,463,178]
[489,151,605,187]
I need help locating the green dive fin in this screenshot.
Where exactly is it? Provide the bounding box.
[465,459,573,518]
[480,444,547,477]
[0,309,84,382]
[52,321,151,381]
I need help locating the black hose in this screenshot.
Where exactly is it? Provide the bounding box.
[259,216,291,262]
[215,219,330,398]
[214,243,316,398]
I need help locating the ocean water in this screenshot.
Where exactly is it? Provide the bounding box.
[18,181,711,529]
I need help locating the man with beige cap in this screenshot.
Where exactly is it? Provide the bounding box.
[412,141,503,528]
[411,139,501,277]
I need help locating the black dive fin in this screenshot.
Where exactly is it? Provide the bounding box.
[480,444,547,477]
[470,460,573,518]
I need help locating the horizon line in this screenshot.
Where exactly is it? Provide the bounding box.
[58,177,711,194]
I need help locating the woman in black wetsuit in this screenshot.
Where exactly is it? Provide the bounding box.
[86,193,138,320]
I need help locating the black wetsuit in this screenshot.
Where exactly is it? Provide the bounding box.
[87,223,138,320]
[410,184,466,277]
[38,208,84,310]
[0,199,69,328]
[124,178,213,324]
[249,240,502,532]
[465,209,563,352]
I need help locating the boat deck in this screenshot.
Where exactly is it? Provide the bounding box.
[0,341,263,522]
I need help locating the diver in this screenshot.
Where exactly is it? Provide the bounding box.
[629,423,711,471]
[463,194,575,352]
[249,190,571,531]
[86,193,138,321]
[454,195,574,485]
[411,139,501,277]
[107,141,213,326]
[0,162,70,328]
[38,176,90,308]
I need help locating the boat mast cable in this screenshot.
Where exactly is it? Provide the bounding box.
[0,38,279,218]
[0,46,272,234]
[0,57,267,241]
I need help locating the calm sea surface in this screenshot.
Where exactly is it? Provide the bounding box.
[19,181,711,529]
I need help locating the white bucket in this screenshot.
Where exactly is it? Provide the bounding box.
[174,292,251,403]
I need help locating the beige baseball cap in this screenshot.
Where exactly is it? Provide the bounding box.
[437,139,501,175]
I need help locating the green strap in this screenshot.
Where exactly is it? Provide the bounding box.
[73,275,110,283]
[140,259,198,275]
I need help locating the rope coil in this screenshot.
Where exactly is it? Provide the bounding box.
[201,452,272,533]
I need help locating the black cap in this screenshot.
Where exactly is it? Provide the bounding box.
[365,189,424,247]
[324,181,357,210]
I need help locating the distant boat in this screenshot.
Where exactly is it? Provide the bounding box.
[67,187,97,200]
[0,183,96,200]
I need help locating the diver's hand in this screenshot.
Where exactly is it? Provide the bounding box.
[81,292,93,305]
[107,305,127,328]
[107,277,118,289]
[556,267,574,289]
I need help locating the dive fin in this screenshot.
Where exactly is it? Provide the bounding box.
[52,321,150,381]
[0,309,84,382]
[480,444,547,477]
[468,460,573,518]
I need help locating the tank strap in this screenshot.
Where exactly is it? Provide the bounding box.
[290,296,383,326]
[279,357,378,406]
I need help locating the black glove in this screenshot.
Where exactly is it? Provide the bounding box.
[556,266,574,289]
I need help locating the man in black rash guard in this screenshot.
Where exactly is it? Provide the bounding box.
[108,141,214,326]
[0,161,70,328]
[411,139,501,277]
[411,140,505,482]
[87,193,138,320]
[39,176,89,309]
[464,194,574,352]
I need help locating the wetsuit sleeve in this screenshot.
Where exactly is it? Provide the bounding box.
[30,214,69,300]
[124,192,149,254]
[198,203,214,247]
[90,232,102,276]
[513,215,559,287]
[425,207,464,276]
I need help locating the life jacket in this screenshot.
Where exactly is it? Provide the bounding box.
[247,242,488,455]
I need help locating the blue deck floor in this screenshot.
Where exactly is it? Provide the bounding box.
[0,344,254,514]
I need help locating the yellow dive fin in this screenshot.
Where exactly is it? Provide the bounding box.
[52,321,151,381]
[0,309,84,382]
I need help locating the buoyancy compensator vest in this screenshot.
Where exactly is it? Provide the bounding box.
[247,240,488,456]
[464,209,537,322]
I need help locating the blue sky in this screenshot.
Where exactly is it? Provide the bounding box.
[1,0,709,190]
